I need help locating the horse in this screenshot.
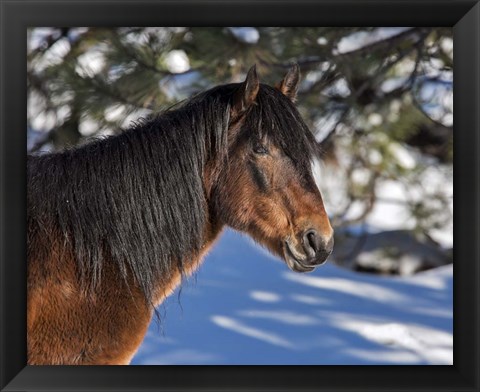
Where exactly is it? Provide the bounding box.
[27,64,334,365]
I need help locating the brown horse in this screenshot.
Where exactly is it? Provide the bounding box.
[27,65,334,365]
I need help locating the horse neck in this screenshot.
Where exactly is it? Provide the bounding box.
[201,157,226,237]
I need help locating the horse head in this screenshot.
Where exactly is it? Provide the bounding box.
[211,65,334,272]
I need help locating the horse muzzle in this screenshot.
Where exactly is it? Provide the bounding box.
[283,229,334,273]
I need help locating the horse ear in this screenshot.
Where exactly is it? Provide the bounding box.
[232,65,260,117]
[277,63,300,101]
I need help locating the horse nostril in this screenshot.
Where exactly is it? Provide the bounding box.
[302,229,322,257]
[307,232,318,251]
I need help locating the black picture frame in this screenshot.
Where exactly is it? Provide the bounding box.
[1,1,479,391]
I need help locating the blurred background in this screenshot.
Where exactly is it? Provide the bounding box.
[27,27,453,365]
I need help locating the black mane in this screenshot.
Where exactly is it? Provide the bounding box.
[244,84,321,168]
[27,82,319,302]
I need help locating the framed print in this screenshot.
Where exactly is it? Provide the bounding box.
[1,0,479,391]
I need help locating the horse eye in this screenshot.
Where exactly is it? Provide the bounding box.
[253,144,269,155]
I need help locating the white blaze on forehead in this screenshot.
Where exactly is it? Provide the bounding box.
[311,158,324,194]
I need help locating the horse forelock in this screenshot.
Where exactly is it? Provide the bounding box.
[242,84,322,177]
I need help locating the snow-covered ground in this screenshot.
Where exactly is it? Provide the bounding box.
[131,229,452,365]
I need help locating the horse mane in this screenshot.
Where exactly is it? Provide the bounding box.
[27,82,320,303]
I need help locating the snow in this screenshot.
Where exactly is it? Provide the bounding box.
[159,71,203,100]
[79,116,99,136]
[75,46,106,77]
[299,63,331,92]
[31,37,71,72]
[29,28,61,52]
[335,28,413,54]
[440,37,453,58]
[381,76,409,94]
[323,77,351,98]
[319,144,453,249]
[104,104,126,123]
[107,62,136,83]
[313,109,345,141]
[28,91,57,131]
[317,37,328,46]
[67,27,89,44]
[388,142,416,169]
[414,77,453,127]
[164,50,190,73]
[228,27,260,44]
[131,229,452,365]
[27,127,49,151]
[368,113,383,127]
